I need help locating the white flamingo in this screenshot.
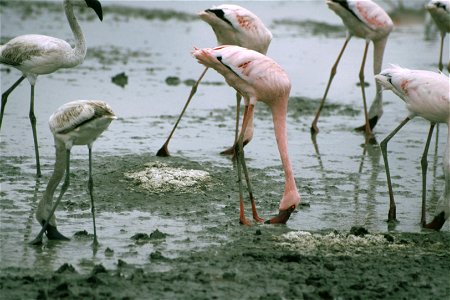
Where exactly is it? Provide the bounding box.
[157,4,272,157]
[376,66,449,230]
[426,0,450,72]
[0,0,103,177]
[311,0,394,136]
[30,100,116,245]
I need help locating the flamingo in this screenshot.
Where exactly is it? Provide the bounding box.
[426,0,450,72]
[0,0,103,177]
[192,45,301,224]
[157,4,272,157]
[30,100,116,245]
[376,66,449,230]
[311,0,393,136]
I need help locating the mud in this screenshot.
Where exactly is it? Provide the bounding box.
[1,1,449,299]
[2,153,450,299]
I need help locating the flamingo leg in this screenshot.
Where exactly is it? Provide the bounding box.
[234,92,242,148]
[236,104,263,223]
[0,76,26,130]
[220,91,242,156]
[311,35,351,134]
[438,32,445,72]
[30,149,71,245]
[380,117,410,223]
[420,123,435,226]
[236,148,250,225]
[87,146,99,246]
[236,104,251,225]
[156,67,209,157]
[357,40,372,137]
[29,84,41,177]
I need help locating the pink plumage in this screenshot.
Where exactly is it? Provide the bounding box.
[193,45,300,225]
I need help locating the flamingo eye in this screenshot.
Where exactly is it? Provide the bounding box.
[386,75,392,84]
[435,2,447,10]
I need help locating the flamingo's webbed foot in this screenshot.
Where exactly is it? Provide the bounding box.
[46,224,70,241]
[355,116,379,132]
[423,212,446,231]
[265,205,296,224]
[156,144,170,157]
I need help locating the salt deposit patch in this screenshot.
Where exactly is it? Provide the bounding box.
[278,231,395,256]
[124,162,212,192]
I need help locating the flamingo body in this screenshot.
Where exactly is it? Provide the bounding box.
[1,35,80,80]
[194,46,290,106]
[199,5,272,55]
[376,67,449,123]
[49,100,116,146]
[327,0,393,40]
[376,66,450,230]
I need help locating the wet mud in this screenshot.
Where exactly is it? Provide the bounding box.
[2,153,450,299]
[1,1,449,299]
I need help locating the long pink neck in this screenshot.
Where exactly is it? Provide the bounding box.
[271,100,299,207]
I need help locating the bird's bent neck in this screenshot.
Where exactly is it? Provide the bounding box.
[64,0,86,66]
[368,37,389,118]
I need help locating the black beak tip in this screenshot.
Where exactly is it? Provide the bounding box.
[85,0,103,21]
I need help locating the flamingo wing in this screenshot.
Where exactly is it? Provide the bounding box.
[50,101,115,134]
[347,0,392,31]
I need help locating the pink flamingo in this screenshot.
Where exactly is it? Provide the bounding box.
[376,66,449,230]
[157,5,272,157]
[311,0,393,136]
[192,45,300,224]
[0,0,103,177]
[426,0,450,72]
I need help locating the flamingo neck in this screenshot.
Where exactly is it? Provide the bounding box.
[36,140,67,226]
[64,0,86,66]
[373,37,388,93]
[368,37,388,119]
[271,101,300,209]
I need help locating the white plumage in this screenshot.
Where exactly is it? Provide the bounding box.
[31,100,115,245]
[0,0,103,177]
[377,66,450,230]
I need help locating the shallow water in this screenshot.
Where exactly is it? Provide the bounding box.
[1,0,449,277]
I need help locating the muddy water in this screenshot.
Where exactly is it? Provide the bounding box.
[1,1,449,299]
